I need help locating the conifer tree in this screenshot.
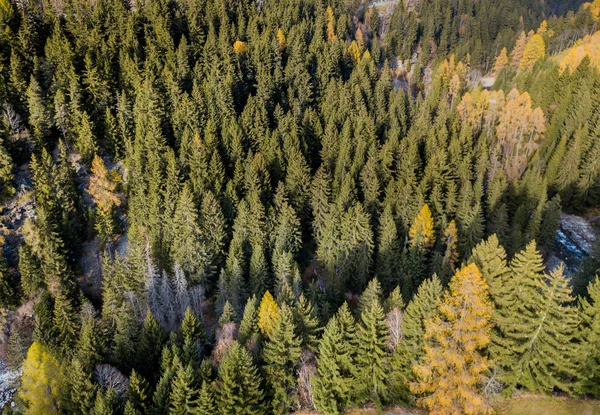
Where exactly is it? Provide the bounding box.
[171,183,210,284]
[67,358,97,414]
[170,363,200,414]
[197,381,216,415]
[127,370,150,415]
[258,290,280,337]
[217,341,264,414]
[262,304,302,414]
[53,287,79,356]
[409,204,435,248]
[515,265,582,394]
[312,304,356,415]
[293,294,320,351]
[76,112,98,163]
[238,295,259,346]
[580,276,600,396]
[388,276,443,400]
[410,264,492,415]
[354,297,389,407]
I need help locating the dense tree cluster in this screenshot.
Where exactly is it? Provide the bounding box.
[0,0,600,413]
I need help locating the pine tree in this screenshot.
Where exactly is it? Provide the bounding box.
[67,358,97,414]
[471,234,511,308]
[197,381,216,414]
[217,341,264,414]
[293,294,320,352]
[171,183,210,284]
[169,363,200,414]
[358,278,382,314]
[312,304,356,415]
[262,304,302,414]
[354,298,389,407]
[580,276,600,396]
[53,287,79,356]
[127,370,150,415]
[26,75,52,142]
[515,265,582,394]
[76,313,103,371]
[139,310,167,382]
[238,295,259,346]
[375,205,400,293]
[76,112,98,163]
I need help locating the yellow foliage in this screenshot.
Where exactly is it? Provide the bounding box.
[492,47,509,76]
[88,154,121,214]
[584,0,600,21]
[19,342,66,415]
[519,34,545,72]
[410,264,493,415]
[355,28,365,51]
[349,40,361,63]
[409,204,435,249]
[326,6,336,42]
[537,20,548,35]
[276,29,286,50]
[258,290,280,337]
[510,31,527,70]
[233,40,247,54]
[559,31,600,74]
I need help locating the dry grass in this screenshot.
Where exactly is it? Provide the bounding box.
[494,394,600,415]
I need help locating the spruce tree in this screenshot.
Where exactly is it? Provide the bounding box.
[293,294,320,352]
[312,305,356,415]
[262,304,302,414]
[217,341,264,415]
[580,276,600,396]
[169,363,200,414]
[127,370,150,415]
[353,297,389,407]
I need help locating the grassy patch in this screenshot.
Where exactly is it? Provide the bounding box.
[494,394,600,415]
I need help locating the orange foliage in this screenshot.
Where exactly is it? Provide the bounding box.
[411,263,493,415]
[492,48,509,76]
[326,6,336,42]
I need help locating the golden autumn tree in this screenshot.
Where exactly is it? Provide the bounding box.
[409,204,435,248]
[326,6,336,42]
[559,32,600,74]
[583,0,600,21]
[276,29,286,51]
[510,31,527,70]
[492,48,509,76]
[258,290,280,337]
[88,154,121,243]
[19,342,67,415]
[349,40,361,63]
[519,34,545,72]
[233,40,247,54]
[410,263,493,415]
[496,89,546,181]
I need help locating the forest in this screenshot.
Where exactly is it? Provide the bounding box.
[0,0,600,413]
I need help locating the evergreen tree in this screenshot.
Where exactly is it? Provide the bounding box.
[217,341,264,414]
[354,297,389,407]
[262,304,302,414]
[580,276,600,396]
[312,304,356,415]
[170,363,200,414]
[388,276,443,401]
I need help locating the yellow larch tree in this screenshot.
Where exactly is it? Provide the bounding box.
[492,47,509,76]
[258,290,280,337]
[519,34,545,72]
[88,154,121,215]
[559,31,600,74]
[276,28,286,51]
[510,31,527,70]
[19,342,66,415]
[410,263,493,415]
[409,204,435,249]
[583,0,600,21]
[233,40,247,54]
[326,6,336,42]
